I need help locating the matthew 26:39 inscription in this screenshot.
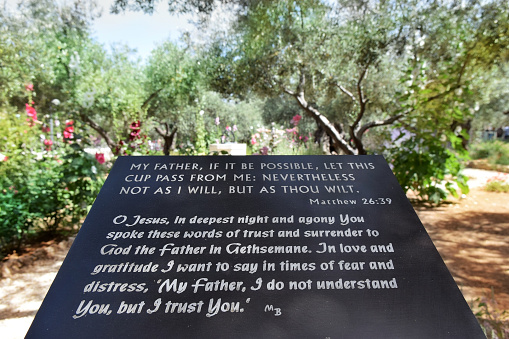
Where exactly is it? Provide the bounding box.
[26,155,484,338]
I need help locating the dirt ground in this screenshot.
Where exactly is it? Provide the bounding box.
[0,169,507,339]
[415,169,509,313]
[416,190,509,311]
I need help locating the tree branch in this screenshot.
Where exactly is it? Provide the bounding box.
[289,72,357,154]
[79,112,117,152]
[141,88,162,112]
[351,64,370,131]
[336,83,357,102]
[357,113,404,137]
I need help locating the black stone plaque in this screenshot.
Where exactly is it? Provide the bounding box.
[26,155,484,338]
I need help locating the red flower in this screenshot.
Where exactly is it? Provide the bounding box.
[25,84,34,91]
[290,115,302,126]
[95,153,105,164]
[63,130,72,138]
[41,125,50,133]
[62,121,74,141]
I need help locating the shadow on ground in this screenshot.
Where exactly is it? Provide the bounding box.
[416,201,509,311]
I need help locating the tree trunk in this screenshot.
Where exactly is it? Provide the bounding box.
[155,123,178,156]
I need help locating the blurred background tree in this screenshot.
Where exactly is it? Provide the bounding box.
[1,0,509,252]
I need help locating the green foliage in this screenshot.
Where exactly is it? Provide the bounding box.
[485,181,509,193]
[0,88,105,255]
[470,141,509,166]
[389,135,469,204]
[200,0,509,202]
[111,0,235,15]
[194,111,208,154]
[250,116,321,156]
[179,91,264,146]
[0,146,105,255]
[484,173,509,193]
[470,293,509,339]
[144,41,201,117]
[1,0,509,237]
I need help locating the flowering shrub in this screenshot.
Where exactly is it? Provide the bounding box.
[95,153,105,164]
[0,84,107,255]
[213,117,238,144]
[250,115,313,155]
[63,120,74,142]
[485,173,509,193]
[114,120,159,156]
[25,103,38,126]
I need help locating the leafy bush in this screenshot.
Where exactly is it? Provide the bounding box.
[470,141,509,166]
[0,145,105,255]
[0,101,106,255]
[389,135,469,204]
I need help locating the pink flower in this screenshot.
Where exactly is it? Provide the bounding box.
[129,130,140,141]
[25,104,37,126]
[25,104,37,119]
[251,137,257,145]
[129,120,141,141]
[215,117,220,125]
[95,153,105,164]
[260,146,269,155]
[25,84,34,91]
[43,139,53,150]
[225,126,232,131]
[41,125,50,133]
[130,120,141,129]
[232,125,238,132]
